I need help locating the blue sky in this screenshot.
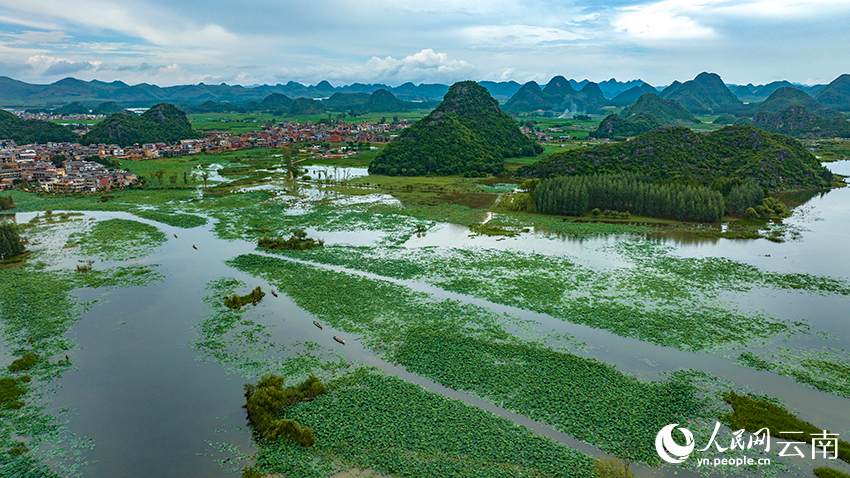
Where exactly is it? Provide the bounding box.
[0,0,848,87]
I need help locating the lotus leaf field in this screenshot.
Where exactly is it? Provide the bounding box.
[255,370,597,478]
[70,218,167,261]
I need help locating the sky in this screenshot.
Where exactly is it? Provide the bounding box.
[0,0,849,88]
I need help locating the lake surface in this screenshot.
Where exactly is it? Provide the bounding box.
[3,162,850,477]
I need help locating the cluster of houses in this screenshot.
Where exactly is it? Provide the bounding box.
[0,118,412,191]
[0,149,137,192]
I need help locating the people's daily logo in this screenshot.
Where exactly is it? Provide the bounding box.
[655,424,695,463]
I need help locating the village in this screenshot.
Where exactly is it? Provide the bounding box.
[0,117,410,191]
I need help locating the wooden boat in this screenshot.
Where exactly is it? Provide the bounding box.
[174,234,178,238]
[333,336,345,345]
[271,289,278,297]
[313,320,322,329]
[192,244,198,250]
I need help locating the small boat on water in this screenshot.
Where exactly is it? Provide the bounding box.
[192,245,198,250]
[174,234,178,238]
[271,289,278,297]
[333,336,345,345]
[313,320,323,329]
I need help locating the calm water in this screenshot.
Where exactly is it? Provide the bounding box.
[3,162,850,477]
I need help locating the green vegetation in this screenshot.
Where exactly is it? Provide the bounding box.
[0,195,15,211]
[8,353,39,373]
[815,467,850,478]
[815,73,850,111]
[393,329,711,465]
[54,102,90,115]
[750,87,838,117]
[533,172,725,222]
[593,457,635,478]
[0,376,27,410]
[243,374,326,446]
[0,222,26,259]
[0,109,79,144]
[253,370,596,478]
[288,97,325,115]
[753,105,850,139]
[224,286,266,309]
[504,76,607,114]
[520,125,834,191]
[713,113,738,124]
[92,101,129,115]
[722,391,850,463]
[620,93,698,125]
[266,239,847,351]
[133,210,207,228]
[591,113,662,139]
[82,103,203,146]
[369,81,540,176]
[258,229,324,250]
[659,72,744,114]
[71,218,167,261]
[737,348,850,399]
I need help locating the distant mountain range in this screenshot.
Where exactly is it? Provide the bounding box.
[2,73,849,114]
[0,76,652,108]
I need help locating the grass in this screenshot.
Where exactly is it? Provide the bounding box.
[815,468,850,478]
[723,391,850,463]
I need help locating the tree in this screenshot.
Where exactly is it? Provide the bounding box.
[201,171,210,187]
[51,154,68,168]
[0,195,14,211]
[169,174,177,187]
[0,222,25,259]
[283,147,300,180]
[153,169,165,186]
[183,171,188,185]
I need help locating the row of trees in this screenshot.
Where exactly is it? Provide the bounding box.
[533,172,726,222]
[0,223,25,259]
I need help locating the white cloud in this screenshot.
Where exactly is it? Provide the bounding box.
[614,0,717,41]
[464,25,584,47]
[1,30,68,43]
[276,49,476,85]
[0,0,242,51]
[26,54,103,76]
[364,49,473,78]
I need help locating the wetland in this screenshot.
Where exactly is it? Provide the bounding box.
[0,152,849,478]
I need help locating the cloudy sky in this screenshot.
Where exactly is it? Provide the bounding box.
[0,0,848,88]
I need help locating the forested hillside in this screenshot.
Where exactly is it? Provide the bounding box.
[369,81,540,176]
[82,103,202,146]
[519,125,833,190]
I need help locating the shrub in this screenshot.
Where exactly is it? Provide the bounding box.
[243,375,327,447]
[224,286,265,309]
[9,353,39,373]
